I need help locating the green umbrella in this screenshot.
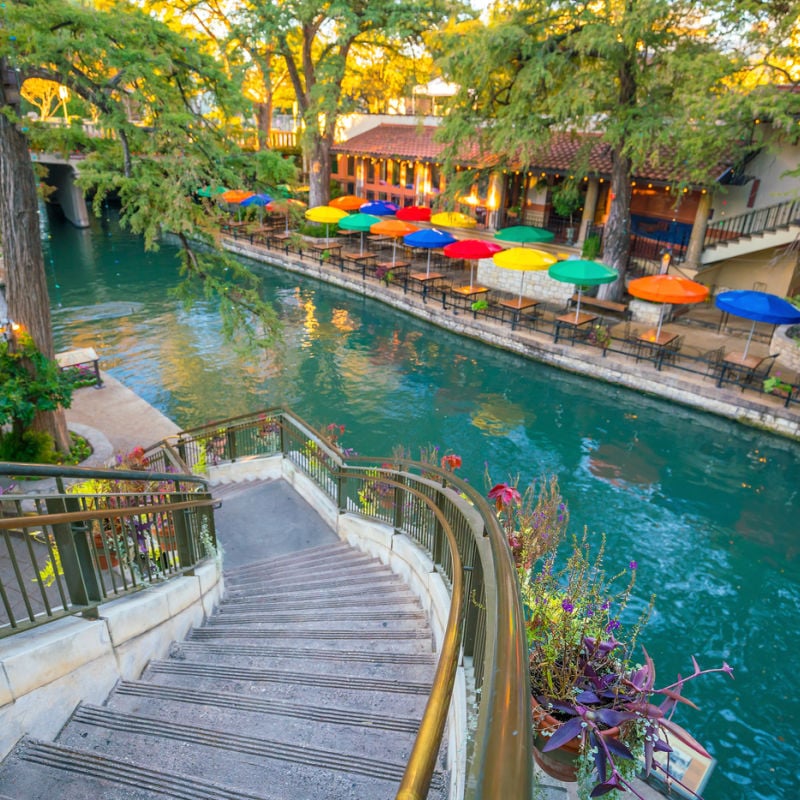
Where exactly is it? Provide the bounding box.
[548,259,618,321]
[338,213,381,254]
[196,185,228,198]
[495,225,555,246]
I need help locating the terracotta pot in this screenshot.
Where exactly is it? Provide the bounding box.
[531,696,620,782]
[93,530,119,570]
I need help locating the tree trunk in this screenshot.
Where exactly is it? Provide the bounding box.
[0,108,71,453]
[255,99,273,151]
[597,148,633,302]
[307,132,332,208]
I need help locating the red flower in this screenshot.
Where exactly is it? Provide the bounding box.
[488,482,522,511]
[440,454,462,471]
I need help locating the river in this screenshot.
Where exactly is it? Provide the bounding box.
[43,206,799,800]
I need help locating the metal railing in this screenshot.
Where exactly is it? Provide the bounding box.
[0,460,215,637]
[165,407,534,800]
[704,198,800,248]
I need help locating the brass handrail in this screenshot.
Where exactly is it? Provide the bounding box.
[118,408,534,799]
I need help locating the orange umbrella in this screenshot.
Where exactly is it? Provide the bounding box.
[628,274,709,337]
[370,219,419,266]
[220,189,254,204]
[330,195,367,211]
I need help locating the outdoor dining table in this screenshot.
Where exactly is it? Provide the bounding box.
[636,328,681,370]
[716,351,769,388]
[451,284,490,315]
[407,271,448,303]
[498,296,540,330]
[553,311,598,345]
[308,241,343,264]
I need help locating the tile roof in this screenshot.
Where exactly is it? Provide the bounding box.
[333,124,738,185]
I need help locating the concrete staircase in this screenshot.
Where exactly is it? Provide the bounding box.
[0,479,446,799]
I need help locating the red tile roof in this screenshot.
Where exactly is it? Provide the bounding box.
[333,123,738,185]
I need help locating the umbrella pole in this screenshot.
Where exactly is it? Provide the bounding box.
[743,320,756,359]
[470,261,475,288]
[426,249,432,277]
[574,288,582,322]
[391,238,397,267]
[518,272,525,305]
[359,232,364,256]
[655,306,665,339]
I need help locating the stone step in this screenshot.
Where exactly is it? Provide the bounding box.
[54,705,446,800]
[225,549,379,582]
[222,541,360,578]
[224,571,407,601]
[141,659,432,717]
[223,569,409,596]
[221,582,415,610]
[0,738,278,800]
[107,680,421,757]
[187,624,435,654]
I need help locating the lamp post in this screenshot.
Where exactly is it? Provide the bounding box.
[58,85,70,124]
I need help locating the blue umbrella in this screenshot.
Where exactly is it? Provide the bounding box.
[715,290,800,357]
[239,193,273,222]
[360,200,399,216]
[403,228,457,275]
[240,193,273,207]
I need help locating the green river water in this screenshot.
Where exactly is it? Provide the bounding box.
[43,208,799,800]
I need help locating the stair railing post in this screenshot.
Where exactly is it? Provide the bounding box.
[171,497,195,568]
[393,473,405,532]
[46,496,102,612]
[225,426,238,462]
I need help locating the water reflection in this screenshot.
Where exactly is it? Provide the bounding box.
[42,208,800,800]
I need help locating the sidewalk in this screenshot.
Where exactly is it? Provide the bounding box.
[222,234,800,441]
[65,372,181,466]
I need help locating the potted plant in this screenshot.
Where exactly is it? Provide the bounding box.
[487,476,734,799]
[763,373,793,398]
[550,181,582,245]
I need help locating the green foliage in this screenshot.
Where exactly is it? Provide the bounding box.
[581,234,602,261]
[0,332,74,454]
[550,181,582,223]
[0,429,56,464]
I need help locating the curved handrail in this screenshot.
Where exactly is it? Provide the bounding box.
[168,409,533,799]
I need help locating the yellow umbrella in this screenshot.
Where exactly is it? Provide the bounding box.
[430,211,477,229]
[305,205,348,224]
[305,205,348,242]
[492,248,557,305]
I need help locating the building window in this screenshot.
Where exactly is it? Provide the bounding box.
[347,156,356,177]
[390,160,401,186]
[366,160,375,182]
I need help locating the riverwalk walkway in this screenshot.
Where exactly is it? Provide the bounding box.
[219,231,800,442]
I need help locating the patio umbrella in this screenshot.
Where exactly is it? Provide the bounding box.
[220,189,254,204]
[628,274,709,339]
[370,219,419,265]
[548,259,618,322]
[495,225,555,246]
[239,192,273,222]
[431,211,477,229]
[196,185,228,198]
[330,194,367,211]
[360,200,400,216]
[403,228,457,276]
[443,239,503,286]
[492,247,557,304]
[306,205,348,242]
[266,197,307,233]
[396,205,432,222]
[338,212,381,255]
[715,290,800,358]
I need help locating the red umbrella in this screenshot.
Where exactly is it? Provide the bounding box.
[396,205,432,222]
[443,239,503,286]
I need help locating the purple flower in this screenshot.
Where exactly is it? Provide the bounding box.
[606,619,621,633]
[562,599,575,614]
[629,560,638,570]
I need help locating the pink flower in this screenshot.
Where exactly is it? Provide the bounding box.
[488,482,522,511]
